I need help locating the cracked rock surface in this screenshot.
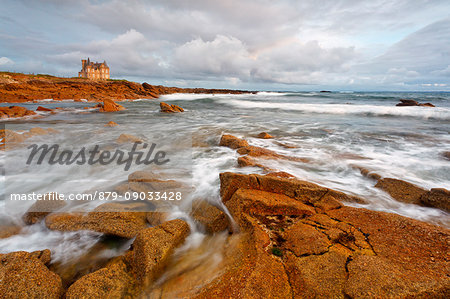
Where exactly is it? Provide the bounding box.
[186,172,450,298]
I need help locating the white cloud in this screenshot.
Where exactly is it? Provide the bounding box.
[2,0,450,89]
[0,57,14,66]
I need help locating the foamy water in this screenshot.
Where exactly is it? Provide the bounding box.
[1,91,449,264]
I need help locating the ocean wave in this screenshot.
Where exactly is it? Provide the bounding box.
[219,99,450,120]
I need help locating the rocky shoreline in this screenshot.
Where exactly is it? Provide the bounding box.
[0,72,255,103]
[1,132,449,298]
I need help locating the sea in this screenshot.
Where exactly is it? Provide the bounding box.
[1,91,449,275]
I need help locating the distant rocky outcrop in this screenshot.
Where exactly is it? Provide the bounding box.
[396,99,435,107]
[0,72,254,103]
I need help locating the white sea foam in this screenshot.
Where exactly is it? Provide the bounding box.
[0,223,102,264]
[219,99,450,120]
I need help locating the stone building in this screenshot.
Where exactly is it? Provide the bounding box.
[78,58,110,80]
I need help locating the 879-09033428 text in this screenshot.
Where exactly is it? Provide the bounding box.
[9,191,183,201]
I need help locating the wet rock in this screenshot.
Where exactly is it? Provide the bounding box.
[237,145,310,162]
[420,188,450,212]
[219,134,249,149]
[352,165,382,180]
[208,172,450,298]
[45,203,148,238]
[66,260,132,299]
[327,206,450,298]
[0,129,26,144]
[36,106,52,112]
[396,99,435,107]
[22,192,66,224]
[116,133,143,144]
[99,99,126,112]
[396,99,419,106]
[160,102,184,113]
[237,155,256,167]
[0,105,36,119]
[220,172,364,205]
[128,171,185,193]
[30,249,52,266]
[146,211,169,226]
[441,151,450,161]
[191,199,229,233]
[418,102,435,107]
[283,222,331,256]
[257,132,273,139]
[0,225,21,239]
[285,250,348,298]
[375,178,428,204]
[105,121,118,127]
[265,171,295,178]
[132,219,190,287]
[0,251,63,298]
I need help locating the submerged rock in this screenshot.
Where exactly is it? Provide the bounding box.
[0,225,21,239]
[160,102,184,113]
[22,192,66,225]
[105,121,118,127]
[116,133,143,144]
[0,251,63,298]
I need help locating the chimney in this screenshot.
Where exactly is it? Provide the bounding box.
[81,59,86,69]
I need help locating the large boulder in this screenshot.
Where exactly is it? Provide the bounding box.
[45,203,148,238]
[0,251,63,298]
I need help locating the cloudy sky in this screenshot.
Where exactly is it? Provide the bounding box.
[1,0,449,91]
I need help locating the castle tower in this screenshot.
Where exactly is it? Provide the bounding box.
[78,58,110,80]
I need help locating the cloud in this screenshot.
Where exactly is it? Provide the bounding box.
[0,57,14,66]
[1,0,450,89]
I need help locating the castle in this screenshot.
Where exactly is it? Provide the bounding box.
[78,58,110,80]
